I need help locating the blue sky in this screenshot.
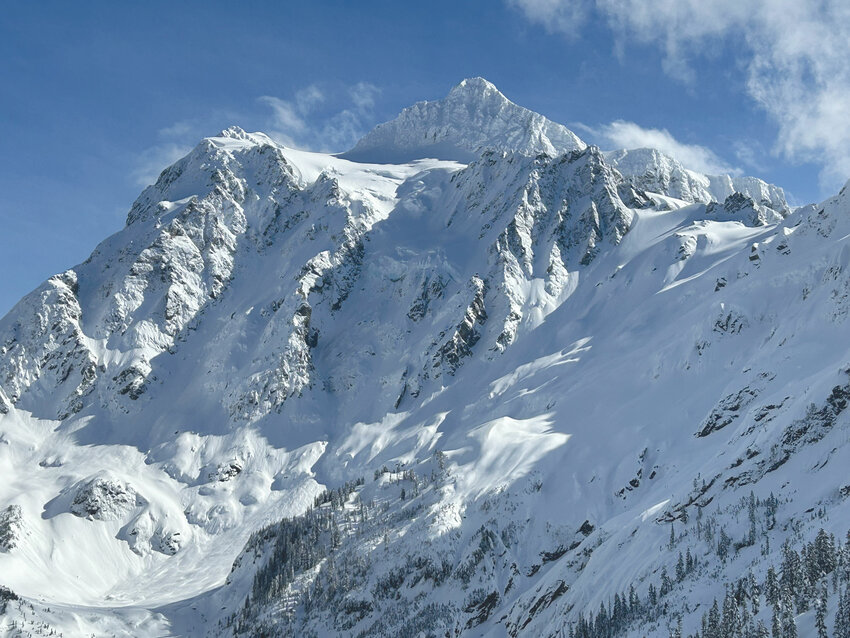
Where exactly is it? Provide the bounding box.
[1,0,848,317]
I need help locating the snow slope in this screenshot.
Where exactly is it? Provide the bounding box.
[1,79,849,638]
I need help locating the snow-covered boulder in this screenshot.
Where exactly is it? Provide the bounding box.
[69,477,140,521]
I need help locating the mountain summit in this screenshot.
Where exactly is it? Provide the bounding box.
[343,77,586,162]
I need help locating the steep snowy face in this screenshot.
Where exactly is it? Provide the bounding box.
[706,174,789,214]
[606,147,790,214]
[0,127,303,423]
[344,77,587,162]
[319,146,646,417]
[0,270,96,421]
[605,148,713,203]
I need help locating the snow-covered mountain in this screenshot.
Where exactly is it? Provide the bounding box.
[605,147,790,214]
[2,79,850,638]
[344,77,586,163]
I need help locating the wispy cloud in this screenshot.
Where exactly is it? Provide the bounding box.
[260,82,380,152]
[156,121,196,139]
[259,97,306,142]
[258,85,326,145]
[129,83,381,186]
[130,141,193,187]
[131,118,223,187]
[506,0,589,39]
[349,82,379,112]
[509,0,850,191]
[578,119,738,175]
[732,139,770,174]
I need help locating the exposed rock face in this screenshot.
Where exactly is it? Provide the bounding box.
[706,192,784,227]
[434,275,488,375]
[70,477,139,521]
[0,270,98,420]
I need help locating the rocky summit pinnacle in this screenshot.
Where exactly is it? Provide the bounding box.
[446,76,500,96]
[343,77,586,162]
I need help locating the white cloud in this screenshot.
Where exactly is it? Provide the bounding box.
[130,142,193,187]
[349,82,379,111]
[260,82,380,152]
[157,121,196,139]
[510,0,850,191]
[295,85,325,113]
[132,117,225,187]
[258,85,327,146]
[732,139,769,174]
[506,0,589,38]
[257,97,305,146]
[582,120,738,175]
[128,83,380,186]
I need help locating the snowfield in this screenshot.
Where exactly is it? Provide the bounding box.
[2,78,850,637]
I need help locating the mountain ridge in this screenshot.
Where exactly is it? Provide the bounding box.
[605,147,790,214]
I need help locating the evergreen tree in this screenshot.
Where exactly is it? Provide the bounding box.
[707,599,721,638]
[812,528,837,579]
[718,527,731,562]
[676,553,686,582]
[814,585,828,638]
[670,616,683,638]
[780,541,807,612]
[765,493,778,530]
[749,570,761,616]
[747,491,758,545]
[740,597,752,633]
[771,605,781,638]
[780,587,797,638]
[843,531,850,582]
[628,583,640,617]
[765,567,780,607]
[721,590,737,636]
[661,566,673,596]
[836,586,850,638]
